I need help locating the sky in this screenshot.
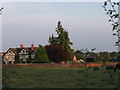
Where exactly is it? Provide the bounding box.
[2,0,119,2]
[2,2,118,52]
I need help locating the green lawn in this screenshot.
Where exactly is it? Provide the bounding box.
[2,67,120,88]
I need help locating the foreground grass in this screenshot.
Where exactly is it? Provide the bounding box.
[2,67,119,88]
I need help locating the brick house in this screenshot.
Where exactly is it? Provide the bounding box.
[3,44,38,64]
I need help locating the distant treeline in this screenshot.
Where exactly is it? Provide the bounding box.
[74,50,120,63]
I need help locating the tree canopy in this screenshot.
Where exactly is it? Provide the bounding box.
[45,45,70,63]
[48,21,73,57]
[34,45,49,63]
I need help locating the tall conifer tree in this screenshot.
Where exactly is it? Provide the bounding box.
[48,21,73,57]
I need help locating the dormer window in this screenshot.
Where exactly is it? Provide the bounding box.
[23,50,25,53]
[8,50,11,53]
[19,49,28,54]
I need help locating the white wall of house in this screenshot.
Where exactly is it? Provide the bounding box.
[3,51,15,64]
[19,55,29,63]
[19,49,29,63]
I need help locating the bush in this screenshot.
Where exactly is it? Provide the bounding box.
[26,58,34,63]
[34,45,49,63]
[45,45,70,63]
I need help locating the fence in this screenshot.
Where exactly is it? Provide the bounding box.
[2,62,118,69]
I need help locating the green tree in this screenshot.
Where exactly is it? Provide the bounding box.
[75,50,85,60]
[109,51,117,60]
[64,30,73,54]
[56,21,65,46]
[48,34,58,45]
[48,21,73,56]
[34,45,49,63]
[96,52,110,64]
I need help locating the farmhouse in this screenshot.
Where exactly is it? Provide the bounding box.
[3,44,38,64]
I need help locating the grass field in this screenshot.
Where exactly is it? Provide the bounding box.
[2,66,120,88]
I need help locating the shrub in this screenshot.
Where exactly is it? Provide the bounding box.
[34,45,49,63]
[45,45,70,63]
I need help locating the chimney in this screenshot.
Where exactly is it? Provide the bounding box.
[31,44,34,51]
[20,44,23,48]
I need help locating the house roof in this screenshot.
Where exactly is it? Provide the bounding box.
[4,47,39,56]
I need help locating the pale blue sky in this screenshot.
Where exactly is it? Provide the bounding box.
[2,2,118,52]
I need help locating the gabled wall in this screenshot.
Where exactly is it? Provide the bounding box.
[3,49,15,64]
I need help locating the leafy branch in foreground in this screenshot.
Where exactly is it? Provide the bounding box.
[103,1,120,89]
[102,0,120,48]
[0,7,3,14]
